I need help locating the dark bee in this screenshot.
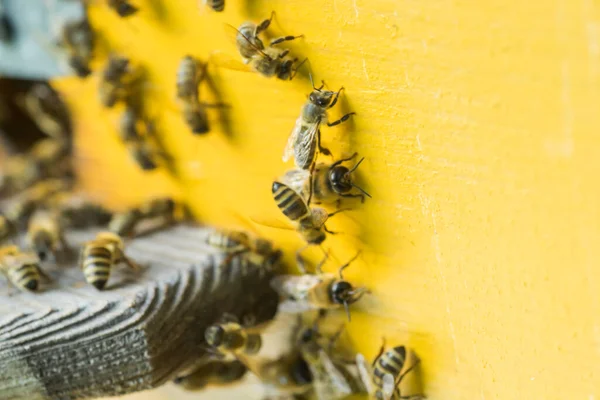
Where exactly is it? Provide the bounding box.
[99,55,131,108]
[57,19,94,78]
[173,360,247,390]
[205,322,262,359]
[177,56,210,134]
[108,0,139,17]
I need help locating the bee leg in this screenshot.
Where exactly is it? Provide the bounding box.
[120,253,142,271]
[295,245,310,274]
[372,337,386,367]
[323,225,338,235]
[270,34,304,46]
[276,49,290,58]
[340,192,366,203]
[290,57,308,80]
[331,152,359,167]
[327,112,356,127]
[328,87,345,108]
[255,11,275,36]
[316,128,332,157]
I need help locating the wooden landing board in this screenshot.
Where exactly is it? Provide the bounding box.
[0,225,280,400]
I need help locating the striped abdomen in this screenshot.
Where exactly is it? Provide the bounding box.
[272,181,311,224]
[177,56,198,100]
[7,263,41,291]
[81,245,114,290]
[373,346,407,395]
[206,0,225,12]
[206,231,246,252]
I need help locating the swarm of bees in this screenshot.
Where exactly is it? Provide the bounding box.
[0,5,426,400]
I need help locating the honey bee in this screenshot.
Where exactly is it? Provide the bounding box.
[225,13,305,81]
[99,55,131,107]
[5,179,72,228]
[118,104,140,142]
[21,83,70,140]
[257,352,314,398]
[297,324,365,399]
[51,194,113,229]
[79,231,141,290]
[0,213,16,243]
[173,360,247,390]
[356,345,424,400]
[271,181,348,269]
[283,80,355,171]
[0,245,47,292]
[126,139,161,170]
[177,56,210,134]
[26,209,68,262]
[270,252,368,321]
[138,197,176,220]
[108,0,139,17]
[283,153,371,206]
[206,228,280,268]
[108,208,143,237]
[198,0,225,12]
[57,19,94,78]
[205,321,263,360]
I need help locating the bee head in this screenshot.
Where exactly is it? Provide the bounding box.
[205,325,225,347]
[329,165,353,193]
[330,280,354,305]
[309,90,334,107]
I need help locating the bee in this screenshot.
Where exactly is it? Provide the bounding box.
[99,55,131,108]
[206,228,279,266]
[50,194,113,229]
[173,360,247,390]
[26,210,68,262]
[257,352,313,398]
[271,181,347,269]
[283,80,355,171]
[79,231,141,290]
[205,321,263,360]
[108,208,143,237]
[0,245,47,292]
[228,13,305,81]
[199,0,225,12]
[177,56,210,134]
[356,344,425,400]
[283,153,371,206]
[297,324,365,400]
[108,0,139,17]
[118,105,140,142]
[138,197,176,220]
[57,19,94,78]
[21,83,70,140]
[0,213,16,243]
[270,252,368,321]
[5,179,72,228]
[126,139,160,170]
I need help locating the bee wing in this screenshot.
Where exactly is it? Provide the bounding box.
[270,274,322,299]
[208,50,254,73]
[356,353,375,394]
[282,116,304,162]
[317,350,353,397]
[382,372,396,399]
[280,168,310,199]
[277,299,316,314]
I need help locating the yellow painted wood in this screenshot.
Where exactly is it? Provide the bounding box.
[53,0,600,398]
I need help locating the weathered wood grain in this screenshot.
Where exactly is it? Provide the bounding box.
[0,224,280,400]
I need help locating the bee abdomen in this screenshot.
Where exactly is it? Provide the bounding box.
[8,264,41,291]
[82,246,113,289]
[373,346,407,384]
[207,0,225,12]
[272,182,310,222]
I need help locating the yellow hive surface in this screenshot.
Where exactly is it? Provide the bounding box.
[52,0,600,399]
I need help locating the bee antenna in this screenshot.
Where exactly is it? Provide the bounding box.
[347,157,365,174]
[343,301,351,322]
[338,251,361,279]
[327,208,352,218]
[351,183,372,198]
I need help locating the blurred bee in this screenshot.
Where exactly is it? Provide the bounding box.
[177,56,210,134]
[0,245,47,292]
[0,3,14,43]
[26,209,68,262]
[138,197,176,220]
[0,154,43,196]
[126,139,162,170]
[99,55,131,107]
[108,208,143,237]
[298,324,365,399]
[79,231,141,290]
[29,138,71,175]
[198,0,225,12]
[0,213,16,243]
[108,0,139,17]
[207,228,280,267]
[173,360,247,390]
[21,83,70,140]
[56,18,94,78]
[205,321,262,360]
[271,181,347,269]
[257,351,313,398]
[50,194,112,229]
[119,105,140,142]
[356,345,424,400]
[283,79,355,171]
[5,179,72,228]
[282,153,371,206]
[270,252,368,321]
